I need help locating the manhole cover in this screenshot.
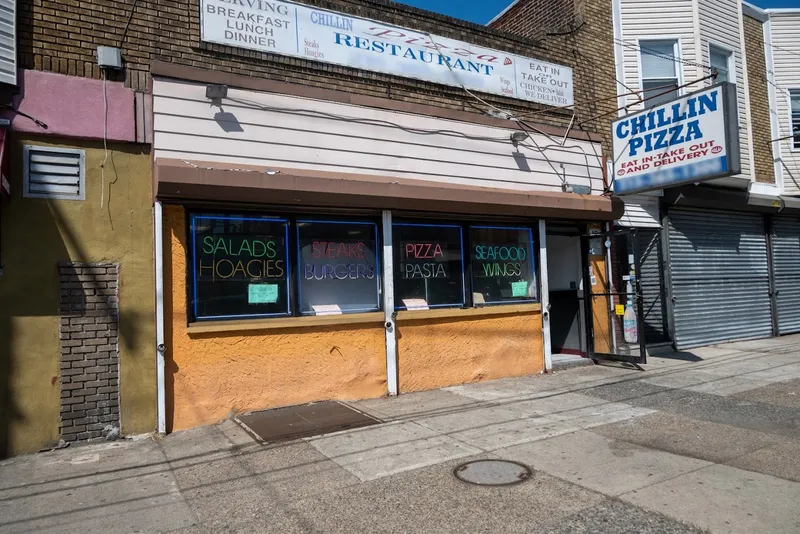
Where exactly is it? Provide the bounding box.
[453,459,533,486]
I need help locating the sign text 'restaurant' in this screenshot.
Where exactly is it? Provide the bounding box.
[201,0,574,107]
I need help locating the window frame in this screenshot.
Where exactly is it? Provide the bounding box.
[708,43,734,85]
[790,89,800,151]
[637,38,682,109]
[295,218,382,316]
[391,219,540,312]
[469,224,538,306]
[186,211,540,323]
[189,213,293,322]
[392,221,466,311]
[187,211,383,322]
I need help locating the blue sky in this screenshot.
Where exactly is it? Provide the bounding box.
[396,0,800,25]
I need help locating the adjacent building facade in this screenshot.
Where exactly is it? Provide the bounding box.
[0,69,155,456]
[765,8,800,195]
[150,0,620,433]
[493,0,800,352]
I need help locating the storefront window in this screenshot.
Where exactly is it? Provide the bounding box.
[191,214,290,320]
[188,213,538,321]
[393,223,465,310]
[470,226,536,305]
[296,220,381,315]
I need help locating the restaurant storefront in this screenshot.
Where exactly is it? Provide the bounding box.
[151,63,621,431]
[146,0,625,432]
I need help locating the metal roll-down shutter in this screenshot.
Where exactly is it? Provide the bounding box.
[636,228,670,344]
[771,215,800,334]
[667,208,772,349]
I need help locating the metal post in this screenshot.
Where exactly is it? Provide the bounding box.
[631,229,647,364]
[660,209,678,349]
[764,214,779,336]
[605,222,618,353]
[154,201,166,434]
[580,233,595,358]
[538,220,552,373]
[382,210,398,395]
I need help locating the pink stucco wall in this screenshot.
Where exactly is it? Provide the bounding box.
[1,70,136,142]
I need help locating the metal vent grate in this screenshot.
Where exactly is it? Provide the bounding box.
[23,145,85,200]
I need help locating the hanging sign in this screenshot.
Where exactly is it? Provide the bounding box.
[612,83,740,195]
[200,0,574,107]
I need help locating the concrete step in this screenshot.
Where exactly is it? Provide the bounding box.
[551,353,594,371]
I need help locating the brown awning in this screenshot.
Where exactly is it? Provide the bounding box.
[154,158,623,221]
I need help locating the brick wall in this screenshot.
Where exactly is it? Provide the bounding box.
[59,263,120,443]
[491,0,578,41]
[743,14,776,184]
[17,0,597,132]
[490,0,619,157]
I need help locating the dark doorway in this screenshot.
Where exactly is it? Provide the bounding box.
[546,226,586,358]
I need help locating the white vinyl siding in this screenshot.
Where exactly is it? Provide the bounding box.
[769,12,800,194]
[0,0,15,86]
[618,194,661,228]
[619,0,697,111]
[23,145,85,200]
[698,0,752,182]
[152,78,605,195]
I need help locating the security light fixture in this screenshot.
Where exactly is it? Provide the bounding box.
[205,84,228,100]
[571,185,592,195]
[510,131,528,146]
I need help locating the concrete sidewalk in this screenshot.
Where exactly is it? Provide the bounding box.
[2,336,800,533]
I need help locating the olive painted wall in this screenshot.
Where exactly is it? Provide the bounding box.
[0,134,155,457]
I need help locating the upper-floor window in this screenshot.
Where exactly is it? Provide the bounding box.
[709,45,733,84]
[791,90,800,150]
[640,40,680,108]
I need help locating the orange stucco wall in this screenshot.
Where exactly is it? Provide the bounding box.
[397,312,544,393]
[163,205,387,431]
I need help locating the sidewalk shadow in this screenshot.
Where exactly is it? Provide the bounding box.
[654,351,704,362]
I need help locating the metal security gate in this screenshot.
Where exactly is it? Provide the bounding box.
[771,216,800,334]
[636,228,670,344]
[582,229,646,365]
[667,208,773,349]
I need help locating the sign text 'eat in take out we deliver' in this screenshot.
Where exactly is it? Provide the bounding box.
[200,0,574,107]
[612,83,740,195]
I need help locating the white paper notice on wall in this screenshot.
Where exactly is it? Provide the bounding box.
[472,293,486,305]
[312,304,343,316]
[402,299,429,310]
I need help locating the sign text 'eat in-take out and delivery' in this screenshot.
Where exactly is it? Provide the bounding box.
[200,0,574,107]
[612,83,740,195]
